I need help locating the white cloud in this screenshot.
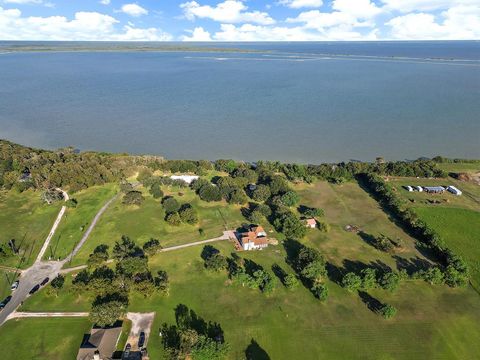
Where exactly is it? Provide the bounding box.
[120,3,148,17]
[279,0,323,9]
[381,0,477,13]
[182,26,212,41]
[192,23,378,41]
[386,5,480,39]
[100,0,111,5]
[0,7,171,40]
[333,0,382,19]
[180,0,275,25]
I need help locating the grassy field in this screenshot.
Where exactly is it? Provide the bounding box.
[415,207,480,291]
[69,185,246,266]
[43,184,118,261]
[436,162,480,173]
[20,180,480,359]
[22,242,480,360]
[295,181,431,273]
[0,189,61,268]
[0,317,91,360]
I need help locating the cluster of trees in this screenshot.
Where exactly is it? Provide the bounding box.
[160,304,228,360]
[288,244,329,301]
[363,233,402,253]
[227,254,275,294]
[342,268,404,293]
[71,236,169,327]
[201,246,276,295]
[149,159,214,175]
[162,197,198,226]
[0,140,124,192]
[191,177,250,205]
[362,173,469,287]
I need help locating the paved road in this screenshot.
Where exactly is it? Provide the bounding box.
[0,191,119,326]
[62,193,120,265]
[0,261,64,325]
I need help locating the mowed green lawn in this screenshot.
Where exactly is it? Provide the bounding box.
[21,242,480,359]
[0,190,61,268]
[436,162,480,173]
[69,185,246,266]
[0,270,18,300]
[43,184,118,261]
[0,317,91,360]
[415,207,480,291]
[295,181,431,272]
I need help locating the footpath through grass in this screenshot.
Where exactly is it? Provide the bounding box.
[0,189,61,268]
[0,317,91,360]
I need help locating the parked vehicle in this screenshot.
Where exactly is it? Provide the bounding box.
[11,280,19,291]
[40,277,50,286]
[123,343,131,359]
[138,331,146,348]
[0,296,12,309]
[29,284,40,295]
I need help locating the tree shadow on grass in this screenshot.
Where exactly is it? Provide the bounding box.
[245,339,270,360]
[358,291,383,314]
[271,263,288,284]
[393,255,432,275]
[201,245,219,261]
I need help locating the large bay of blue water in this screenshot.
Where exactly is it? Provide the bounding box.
[0,41,479,163]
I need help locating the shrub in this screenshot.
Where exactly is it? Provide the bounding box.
[122,191,144,206]
[379,304,397,319]
[199,185,222,202]
[162,197,180,214]
[65,198,78,208]
[143,238,162,256]
[179,204,199,224]
[342,272,362,292]
[311,283,329,302]
[284,274,299,290]
[149,183,164,199]
[165,212,182,226]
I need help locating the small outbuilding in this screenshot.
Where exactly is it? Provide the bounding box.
[447,185,462,196]
[424,186,445,194]
[305,218,317,229]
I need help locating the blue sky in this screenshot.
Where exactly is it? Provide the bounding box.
[0,0,479,41]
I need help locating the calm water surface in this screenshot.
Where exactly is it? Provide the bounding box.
[0,41,479,163]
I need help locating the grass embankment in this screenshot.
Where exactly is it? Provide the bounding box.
[43,184,118,261]
[70,185,245,266]
[0,189,61,268]
[21,180,480,359]
[0,317,91,360]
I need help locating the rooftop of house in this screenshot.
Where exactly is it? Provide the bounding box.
[306,218,317,226]
[77,325,122,360]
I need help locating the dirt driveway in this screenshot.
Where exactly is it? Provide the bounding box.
[124,312,155,358]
